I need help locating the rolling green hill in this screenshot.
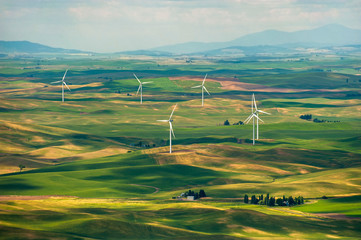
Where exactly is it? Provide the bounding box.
[0,56,360,239]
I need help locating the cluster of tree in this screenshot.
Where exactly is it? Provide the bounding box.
[300,114,340,123]
[130,142,156,148]
[183,189,207,200]
[244,194,304,206]
[224,120,244,126]
[299,114,312,120]
[313,118,340,123]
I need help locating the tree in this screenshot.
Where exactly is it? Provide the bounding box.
[300,114,312,121]
[265,193,270,206]
[251,195,259,204]
[269,197,275,206]
[18,164,25,172]
[244,194,249,204]
[233,121,244,125]
[288,196,295,206]
[251,195,256,204]
[224,120,230,126]
[195,192,199,200]
[199,189,206,198]
[276,198,283,206]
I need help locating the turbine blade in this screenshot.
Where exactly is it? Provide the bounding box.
[51,80,62,84]
[157,120,168,122]
[133,73,141,83]
[244,114,254,124]
[62,69,68,81]
[169,103,177,120]
[191,85,202,88]
[142,81,153,84]
[169,122,175,138]
[136,84,141,96]
[202,73,207,85]
[203,86,210,95]
[251,94,253,112]
[253,94,258,111]
[63,81,71,91]
[258,110,270,115]
[254,114,264,123]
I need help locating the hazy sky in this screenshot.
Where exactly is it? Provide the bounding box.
[1,0,360,53]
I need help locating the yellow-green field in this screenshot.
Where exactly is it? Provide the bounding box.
[0,56,360,239]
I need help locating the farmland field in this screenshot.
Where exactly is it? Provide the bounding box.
[0,55,360,239]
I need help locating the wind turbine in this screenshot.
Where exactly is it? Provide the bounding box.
[191,74,210,106]
[244,94,270,145]
[157,104,177,153]
[133,73,152,104]
[51,69,70,102]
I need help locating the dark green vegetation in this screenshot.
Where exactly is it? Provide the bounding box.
[0,55,360,239]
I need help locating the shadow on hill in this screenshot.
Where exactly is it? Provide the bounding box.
[85,164,237,190]
[255,148,361,169]
[340,136,361,148]
[261,101,341,108]
[174,137,238,145]
[0,179,40,191]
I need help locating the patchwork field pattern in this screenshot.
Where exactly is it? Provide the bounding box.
[0,56,360,239]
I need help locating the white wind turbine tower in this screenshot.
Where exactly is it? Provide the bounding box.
[191,74,210,106]
[244,93,270,145]
[133,73,152,104]
[51,69,70,102]
[157,104,177,153]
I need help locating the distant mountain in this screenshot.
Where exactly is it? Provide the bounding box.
[117,49,172,56]
[2,24,361,56]
[0,41,92,54]
[152,24,361,54]
[196,45,292,57]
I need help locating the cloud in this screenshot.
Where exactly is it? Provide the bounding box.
[0,0,360,52]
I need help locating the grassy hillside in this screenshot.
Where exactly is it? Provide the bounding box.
[0,56,360,238]
[0,197,360,239]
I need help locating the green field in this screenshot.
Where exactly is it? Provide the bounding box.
[0,55,360,239]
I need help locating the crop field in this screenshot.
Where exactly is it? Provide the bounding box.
[0,55,360,239]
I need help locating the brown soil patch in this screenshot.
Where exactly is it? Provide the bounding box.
[29,146,76,159]
[76,147,128,159]
[229,163,292,175]
[31,136,46,143]
[170,76,307,93]
[169,76,345,93]
[0,195,77,201]
[316,213,361,220]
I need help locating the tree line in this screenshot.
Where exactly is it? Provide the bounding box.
[223,120,244,126]
[175,189,207,200]
[244,193,304,206]
[299,114,340,123]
